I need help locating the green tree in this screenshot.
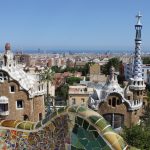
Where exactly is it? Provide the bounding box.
[66,77,81,85]
[122,125,150,149]
[81,63,89,76]
[101,57,120,75]
[51,66,61,73]
[142,57,150,64]
[40,67,55,114]
[55,84,69,100]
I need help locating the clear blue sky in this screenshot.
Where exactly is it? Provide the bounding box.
[0,0,149,51]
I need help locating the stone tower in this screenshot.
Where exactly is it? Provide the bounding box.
[3,43,16,67]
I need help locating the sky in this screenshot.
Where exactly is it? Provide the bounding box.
[0,0,149,52]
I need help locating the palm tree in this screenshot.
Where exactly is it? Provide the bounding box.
[40,67,55,115]
[50,96,57,112]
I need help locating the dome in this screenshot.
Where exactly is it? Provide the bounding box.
[5,43,11,51]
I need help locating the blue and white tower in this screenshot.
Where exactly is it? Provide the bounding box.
[130,12,145,92]
[133,12,143,79]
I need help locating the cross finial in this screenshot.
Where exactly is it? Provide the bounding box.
[136,11,142,25]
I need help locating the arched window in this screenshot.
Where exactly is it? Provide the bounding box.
[108,99,111,105]
[0,72,8,82]
[117,99,121,105]
[112,98,116,107]
[24,114,29,121]
[103,113,124,129]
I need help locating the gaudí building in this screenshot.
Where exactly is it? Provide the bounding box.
[88,12,146,128]
[0,43,46,122]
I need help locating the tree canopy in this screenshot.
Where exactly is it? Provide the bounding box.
[66,77,81,85]
[142,57,150,64]
[101,57,120,75]
[122,125,150,149]
[55,84,69,100]
[50,62,91,76]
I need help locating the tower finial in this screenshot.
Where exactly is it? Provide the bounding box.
[136,11,142,25]
[132,12,143,80]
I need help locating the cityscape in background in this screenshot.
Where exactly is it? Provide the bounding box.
[0,1,150,150]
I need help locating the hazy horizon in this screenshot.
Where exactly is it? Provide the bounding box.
[0,0,149,50]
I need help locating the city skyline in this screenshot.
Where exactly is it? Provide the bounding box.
[0,0,149,51]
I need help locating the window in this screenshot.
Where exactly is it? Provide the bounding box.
[134,100,136,105]
[0,73,2,80]
[137,91,139,96]
[24,115,29,121]
[103,113,124,129]
[117,99,121,105]
[81,98,85,103]
[84,88,87,92]
[108,99,111,105]
[72,98,76,105]
[39,113,42,121]
[128,96,130,100]
[0,72,8,81]
[0,104,8,112]
[112,97,116,107]
[16,100,23,109]
[3,73,7,80]
[10,85,15,93]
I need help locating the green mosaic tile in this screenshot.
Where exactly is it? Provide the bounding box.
[77,127,86,139]
[71,145,85,150]
[42,118,47,124]
[84,130,95,141]
[50,111,57,118]
[93,147,102,150]
[72,124,79,134]
[57,107,65,113]
[88,125,96,131]
[72,133,78,145]
[102,126,113,133]
[85,142,95,150]
[76,107,87,112]
[0,106,129,150]
[80,138,88,146]
[71,134,85,149]
[35,121,42,129]
[83,120,89,130]
[96,118,109,131]
[92,130,99,138]
[88,115,101,124]
[118,138,128,149]
[68,106,78,112]
[88,140,100,148]
[76,116,84,126]
[97,135,107,147]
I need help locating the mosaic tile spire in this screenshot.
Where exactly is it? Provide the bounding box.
[133,12,143,80]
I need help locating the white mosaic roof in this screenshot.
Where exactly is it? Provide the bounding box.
[1,50,45,98]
